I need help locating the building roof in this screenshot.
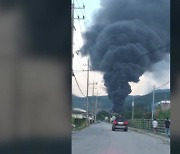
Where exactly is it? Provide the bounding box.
[160,100,170,104]
[155,100,170,105]
[72,108,87,114]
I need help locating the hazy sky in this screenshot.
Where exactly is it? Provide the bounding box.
[72,0,170,97]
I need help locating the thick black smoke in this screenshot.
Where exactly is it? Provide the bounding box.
[81,0,170,113]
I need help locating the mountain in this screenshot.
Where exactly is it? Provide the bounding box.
[124,89,170,112]
[72,89,170,112]
[72,95,113,112]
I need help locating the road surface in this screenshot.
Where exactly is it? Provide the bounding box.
[72,122,170,154]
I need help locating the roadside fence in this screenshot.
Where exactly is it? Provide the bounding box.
[128,119,167,134]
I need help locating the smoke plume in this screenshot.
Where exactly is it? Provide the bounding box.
[81,0,170,113]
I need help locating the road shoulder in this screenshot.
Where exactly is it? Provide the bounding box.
[129,127,170,144]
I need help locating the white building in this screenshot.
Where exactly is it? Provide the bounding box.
[72,108,87,119]
[154,100,170,111]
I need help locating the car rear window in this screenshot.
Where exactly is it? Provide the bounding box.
[115,117,126,122]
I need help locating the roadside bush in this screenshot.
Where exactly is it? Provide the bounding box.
[97,110,111,121]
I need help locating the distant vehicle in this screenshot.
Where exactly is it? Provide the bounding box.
[97,120,101,123]
[112,117,128,131]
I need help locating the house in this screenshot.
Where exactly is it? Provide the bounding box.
[72,108,87,119]
[154,100,170,111]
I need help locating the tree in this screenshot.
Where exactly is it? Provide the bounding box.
[156,109,170,119]
[96,110,111,121]
[121,111,132,119]
[155,105,170,119]
[134,109,144,119]
[143,112,151,119]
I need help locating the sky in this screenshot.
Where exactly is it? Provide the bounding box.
[72,0,170,97]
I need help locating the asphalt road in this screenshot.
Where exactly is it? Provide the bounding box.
[72,122,170,154]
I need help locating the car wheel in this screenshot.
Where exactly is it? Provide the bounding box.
[124,129,128,132]
[112,128,115,131]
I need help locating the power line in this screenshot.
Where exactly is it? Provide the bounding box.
[137,43,170,60]
[75,0,85,17]
[79,0,86,26]
[74,8,80,19]
[73,12,84,70]
[73,73,86,97]
[76,56,85,71]
[73,45,84,71]
[72,0,86,98]
[80,0,85,8]
[74,0,86,38]
[155,81,170,90]
[72,0,87,76]
[73,48,87,80]
[74,18,84,42]
[72,0,85,51]
[78,18,83,35]
[73,30,84,70]
[74,30,81,50]
[145,80,170,96]
[73,49,85,71]
[75,20,82,50]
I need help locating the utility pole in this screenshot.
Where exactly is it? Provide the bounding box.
[93,81,98,123]
[151,85,155,121]
[72,0,87,121]
[164,91,167,103]
[92,80,94,120]
[95,91,98,123]
[72,0,85,58]
[132,96,134,121]
[86,59,89,123]
[73,2,85,23]
[71,0,74,80]
[89,81,98,123]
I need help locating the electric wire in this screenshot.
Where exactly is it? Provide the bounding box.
[73,73,86,97]
[137,43,170,60]
[75,0,85,17]
[155,81,170,90]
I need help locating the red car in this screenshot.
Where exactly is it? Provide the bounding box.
[112,117,128,131]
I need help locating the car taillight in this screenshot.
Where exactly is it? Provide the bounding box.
[113,120,117,124]
[124,121,128,125]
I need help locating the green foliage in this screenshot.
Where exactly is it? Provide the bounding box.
[73,89,170,113]
[143,112,152,119]
[74,118,86,128]
[121,111,132,119]
[134,109,144,119]
[97,110,111,121]
[156,109,170,119]
[122,110,152,120]
[122,109,169,120]
[122,109,146,119]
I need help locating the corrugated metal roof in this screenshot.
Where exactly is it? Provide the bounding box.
[72,108,87,114]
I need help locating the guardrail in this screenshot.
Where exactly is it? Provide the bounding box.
[128,119,166,134]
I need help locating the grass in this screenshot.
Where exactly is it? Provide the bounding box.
[73,123,90,131]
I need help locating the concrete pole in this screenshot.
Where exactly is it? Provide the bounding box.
[95,92,98,123]
[86,59,89,123]
[72,0,74,59]
[132,96,134,121]
[92,80,94,121]
[151,85,155,121]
